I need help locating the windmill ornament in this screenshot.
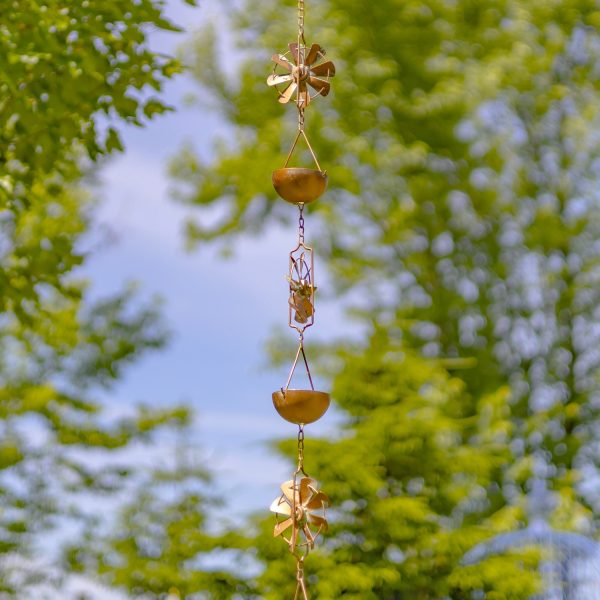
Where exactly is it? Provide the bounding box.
[268,42,336,108]
[266,1,335,597]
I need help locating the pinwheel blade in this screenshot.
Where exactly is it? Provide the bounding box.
[272,53,293,71]
[305,43,322,66]
[279,82,297,104]
[303,523,316,547]
[289,42,300,64]
[308,76,330,97]
[268,73,293,87]
[281,480,298,502]
[298,81,310,108]
[311,60,336,77]
[299,477,316,504]
[270,497,292,516]
[274,517,294,537]
[290,520,299,549]
[308,514,328,531]
[306,491,329,510]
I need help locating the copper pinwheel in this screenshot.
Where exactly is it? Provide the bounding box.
[270,477,329,555]
[268,43,336,108]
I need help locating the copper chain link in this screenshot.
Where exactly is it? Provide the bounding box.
[298,204,305,243]
[297,425,305,471]
[298,0,306,45]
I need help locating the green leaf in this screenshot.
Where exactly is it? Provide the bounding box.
[105,127,124,153]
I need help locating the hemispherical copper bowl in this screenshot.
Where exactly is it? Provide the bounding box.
[272,168,328,204]
[272,389,330,425]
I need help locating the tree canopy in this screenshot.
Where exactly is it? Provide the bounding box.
[0,1,249,597]
[0,0,195,188]
[254,332,539,598]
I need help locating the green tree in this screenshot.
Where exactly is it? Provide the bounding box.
[67,426,252,600]
[172,0,600,595]
[0,0,193,187]
[0,0,192,324]
[256,332,539,599]
[0,1,244,597]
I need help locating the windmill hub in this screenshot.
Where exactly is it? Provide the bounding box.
[293,65,310,82]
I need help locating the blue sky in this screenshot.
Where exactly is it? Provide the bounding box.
[82,0,345,520]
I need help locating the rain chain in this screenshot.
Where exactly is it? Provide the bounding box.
[266,0,336,597]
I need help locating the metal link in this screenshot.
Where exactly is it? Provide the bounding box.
[294,556,309,600]
[297,559,304,581]
[298,204,305,243]
[297,425,305,470]
[298,107,305,132]
[295,556,309,599]
[298,0,306,45]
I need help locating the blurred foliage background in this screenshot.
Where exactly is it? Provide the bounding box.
[170,0,600,597]
[3,0,600,598]
[0,0,245,597]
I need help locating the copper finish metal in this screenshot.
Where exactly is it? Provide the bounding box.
[287,238,315,332]
[265,0,336,596]
[283,334,315,392]
[268,43,336,109]
[272,389,330,425]
[273,168,328,204]
[270,476,329,555]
